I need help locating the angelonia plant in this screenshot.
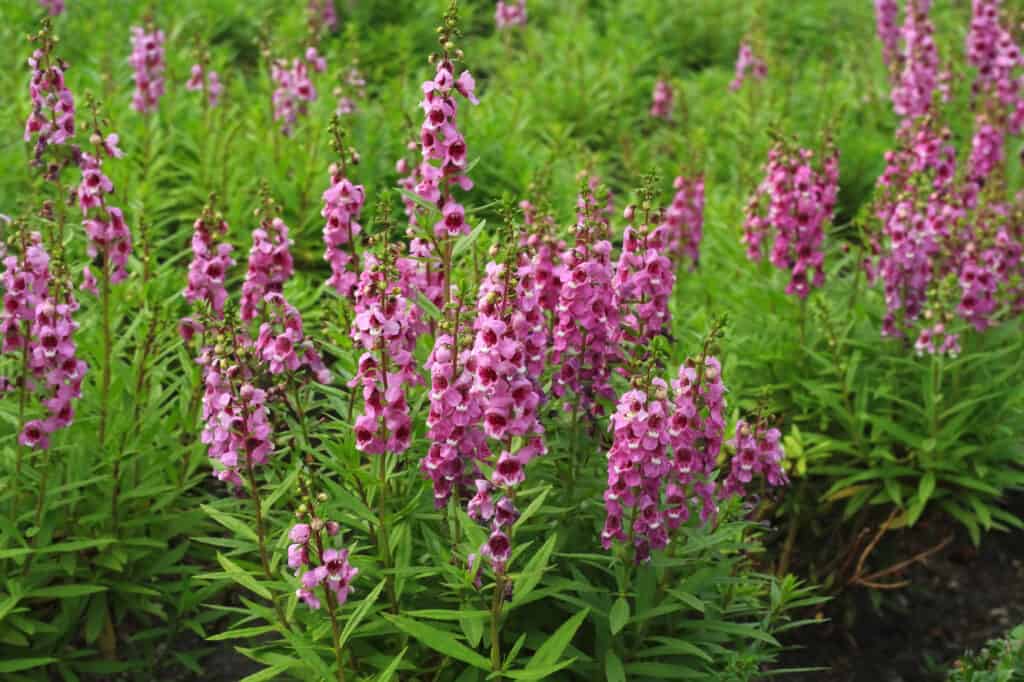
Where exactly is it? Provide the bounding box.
[865,0,1024,354]
[495,0,527,30]
[649,78,673,121]
[29,0,1024,679]
[730,39,767,92]
[129,21,166,114]
[743,135,839,299]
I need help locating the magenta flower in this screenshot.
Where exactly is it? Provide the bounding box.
[287,518,358,610]
[614,205,676,342]
[25,41,76,156]
[875,0,901,70]
[416,59,479,238]
[271,49,325,135]
[322,164,366,299]
[967,0,1024,133]
[1,233,86,450]
[550,182,618,414]
[422,323,489,508]
[186,63,223,108]
[722,419,788,498]
[743,139,838,299]
[890,0,945,119]
[349,250,423,456]
[77,129,134,289]
[183,205,234,317]
[603,384,673,562]
[660,174,704,268]
[240,216,293,322]
[38,0,65,16]
[309,0,339,33]
[129,26,166,114]
[495,1,527,30]
[729,41,767,92]
[649,79,673,120]
[465,247,548,573]
[255,293,332,384]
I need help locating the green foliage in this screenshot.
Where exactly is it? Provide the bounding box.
[949,625,1024,682]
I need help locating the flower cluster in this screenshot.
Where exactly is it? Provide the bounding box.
[240,215,294,322]
[24,284,87,450]
[129,26,166,114]
[466,248,547,573]
[875,0,901,70]
[39,0,64,16]
[308,0,339,34]
[422,317,489,507]
[602,383,674,562]
[650,79,673,120]
[721,419,788,498]
[495,1,527,29]
[78,129,132,292]
[322,160,366,299]
[520,200,566,318]
[551,183,619,414]
[350,247,423,456]
[966,0,1024,130]
[1,233,86,450]
[288,520,358,610]
[743,140,839,299]
[416,59,479,238]
[729,41,767,92]
[661,174,704,268]
[1,233,50,355]
[25,36,75,154]
[271,48,327,135]
[186,63,223,108]
[335,64,367,116]
[669,357,727,523]
[871,120,956,341]
[183,201,234,317]
[198,350,273,488]
[255,293,332,384]
[614,200,675,343]
[891,0,943,120]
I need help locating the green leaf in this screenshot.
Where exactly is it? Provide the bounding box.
[238,664,293,682]
[461,612,485,648]
[339,579,385,647]
[385,614,491,671]
[207,625,278,641]
[500,660,576,680]
[376,647,407,682]
[510,533,557,608]
[416,292,442,321]
[527,608,589,670]
[0,658,58,673]
[907,472,936,526]
[84,594,107,644]
[202,504,259,543]
[609,597,629,636]
[605,650,626,682]
[453,220,488,259]
[216,553,272,599]
[28,585,107,599]
[624,662,704,678]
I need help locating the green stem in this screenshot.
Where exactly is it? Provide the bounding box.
[376,455,398,613]
[244,455,291,631]
[98,256,112,447]
[12,327,30,515]
[489,573,505,676]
